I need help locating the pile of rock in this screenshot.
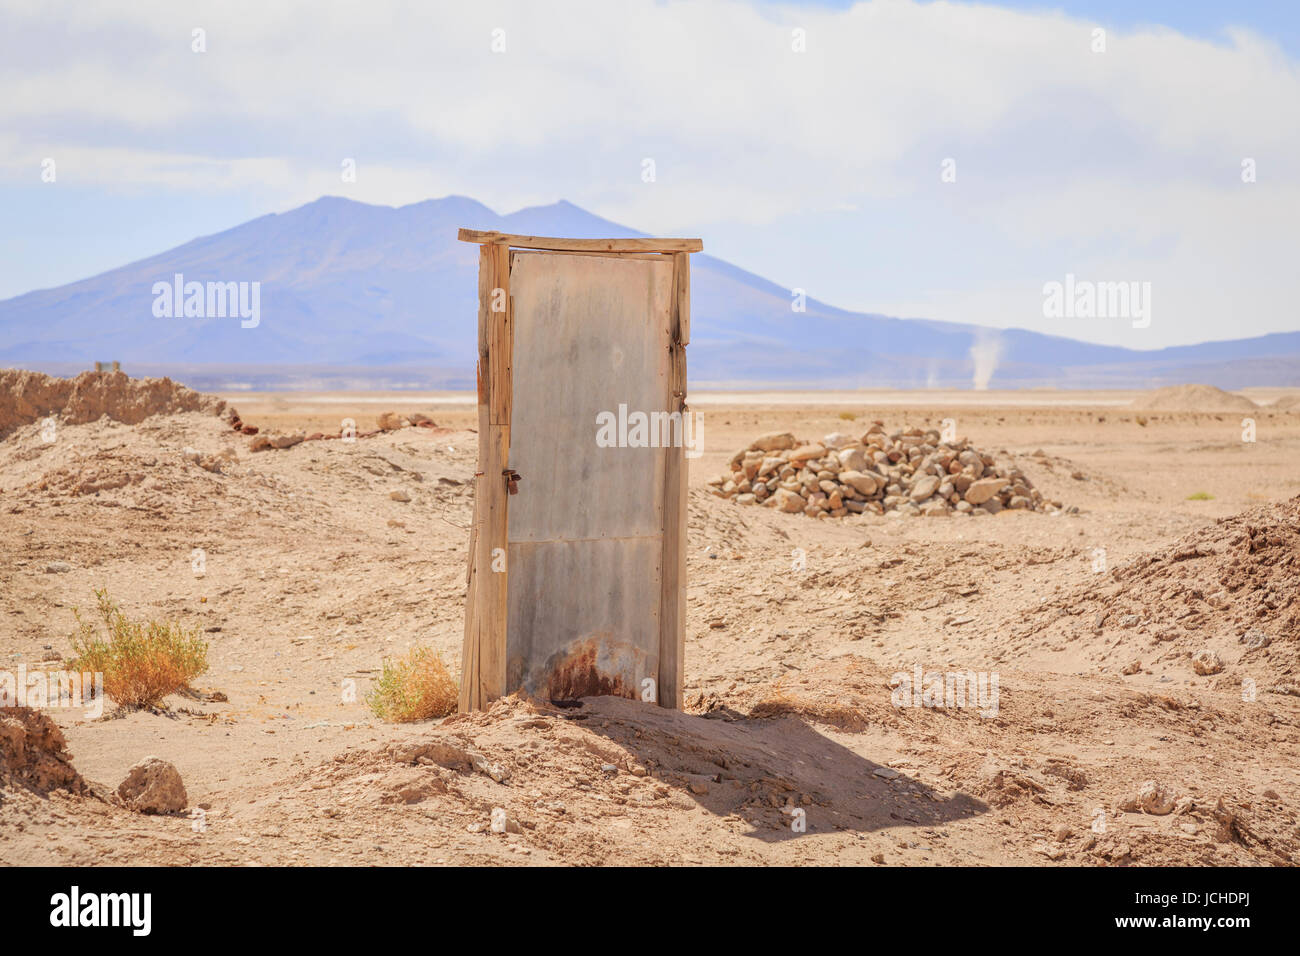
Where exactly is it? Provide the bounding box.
[248,411,439,452]
[708,423,1062,518]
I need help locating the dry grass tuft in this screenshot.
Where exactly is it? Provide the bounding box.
[69,588,209,710]
[367,647,459,722]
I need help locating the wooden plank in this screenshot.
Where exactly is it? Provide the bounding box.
[658,252,690,709]
[459,228,702,254]
[673,250,691,346]
[505,252,673,702]
[459,242,512,711]
[489,243,513,426]
[513,250,668,262]
[459,244,494,712]
[477,421,509,703]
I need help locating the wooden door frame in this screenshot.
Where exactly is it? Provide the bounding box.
[456,230,701,712]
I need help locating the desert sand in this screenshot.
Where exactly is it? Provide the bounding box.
[2,373,1299,866]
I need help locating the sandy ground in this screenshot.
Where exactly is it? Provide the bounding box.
[2,384,1299,866]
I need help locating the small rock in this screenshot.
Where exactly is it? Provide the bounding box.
[116,757,188,814]
[838,470,879,496]
[788,443,827,463]
[750,431,796,452]
[1241,629,1270,649]
[837,447,868,472]
[469,750,510,782]
[490,807,522,834]
[773,488,807,514]
[964,477,1010,505]
[269,432,305,449]
[909,475,940,501]
[389,490,411,503]
[1191,650,1223,676]
[44,561,72,574]
[1122,779,1177,816]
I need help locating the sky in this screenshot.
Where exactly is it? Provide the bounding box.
[1,0,1297,350]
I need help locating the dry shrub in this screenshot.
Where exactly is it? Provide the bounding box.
[69,588,209,710]
[367,647,458,722]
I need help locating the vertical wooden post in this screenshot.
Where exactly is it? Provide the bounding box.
[460,241,512,711]
[658,251,690,709]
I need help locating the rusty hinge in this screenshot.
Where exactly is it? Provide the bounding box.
[503,469,522,495]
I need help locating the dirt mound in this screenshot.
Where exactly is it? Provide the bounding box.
[0,706,89,796]
[238,690,988,864]
[1130,384,1257,412]
[1269,394,1300,410]
[0,369,231,438]
[184,662,1297,866]
[1016,496,1300,686]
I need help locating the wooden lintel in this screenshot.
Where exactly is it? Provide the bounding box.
[512,250,669,262]
[459,228,702,254]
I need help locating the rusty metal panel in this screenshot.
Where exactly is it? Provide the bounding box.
[506,537,662,698]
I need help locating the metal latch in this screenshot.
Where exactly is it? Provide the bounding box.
[503,469,522,495]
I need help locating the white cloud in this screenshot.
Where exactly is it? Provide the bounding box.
[1,0,1297,345]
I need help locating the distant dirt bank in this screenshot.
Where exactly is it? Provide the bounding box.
[1130,384,1258,412]
[0,369,231,438]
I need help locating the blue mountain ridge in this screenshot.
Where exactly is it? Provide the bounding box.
[2,195,1296,388]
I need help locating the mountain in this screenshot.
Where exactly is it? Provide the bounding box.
[2,195,1298,389]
